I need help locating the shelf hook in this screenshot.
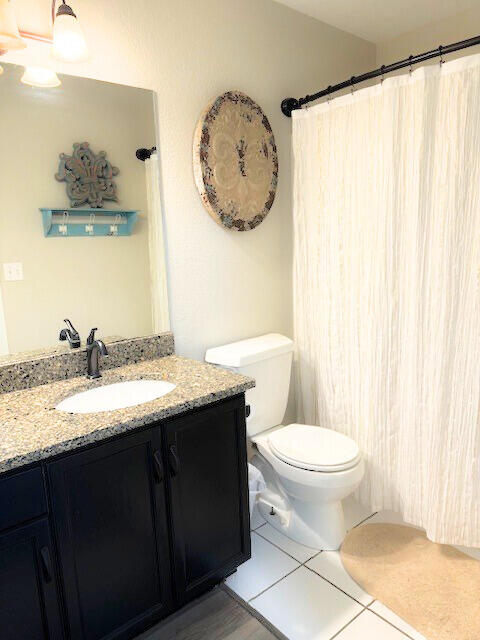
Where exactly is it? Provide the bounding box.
[86,213,95,235]
[110,213,121,236]
[59,211,69,236]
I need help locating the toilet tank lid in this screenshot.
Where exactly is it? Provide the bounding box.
[205,333,294,367]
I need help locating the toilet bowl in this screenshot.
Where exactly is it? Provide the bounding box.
[253,424,364,549]
[205,333,365,551]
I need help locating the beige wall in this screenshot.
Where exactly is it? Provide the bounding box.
[377,6,480,65]
[0,67,155,353]
[5,0,376,371]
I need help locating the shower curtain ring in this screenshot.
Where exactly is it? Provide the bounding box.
[350,76,355,95]
[409,55,414,76]
[439,45,445,66]
[380,65,386,85]
[327,86,332,103]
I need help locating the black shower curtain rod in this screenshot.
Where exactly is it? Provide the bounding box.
[281,35,480,117]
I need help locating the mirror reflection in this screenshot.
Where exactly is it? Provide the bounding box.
[0,62,168,360]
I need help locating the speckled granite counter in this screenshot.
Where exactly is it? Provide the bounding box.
[0,356,255,474]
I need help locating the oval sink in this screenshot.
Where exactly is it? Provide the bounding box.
[56,380,176,414]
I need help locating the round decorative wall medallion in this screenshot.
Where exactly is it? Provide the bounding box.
[193,91,278,231]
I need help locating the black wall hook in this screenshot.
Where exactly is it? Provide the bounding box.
[135,146,157,161]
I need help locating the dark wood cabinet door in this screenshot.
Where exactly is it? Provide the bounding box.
[165,395,250,604]
[48,428,173,640]
[0,519,63,640]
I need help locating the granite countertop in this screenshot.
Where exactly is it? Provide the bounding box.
[0,356,255,474]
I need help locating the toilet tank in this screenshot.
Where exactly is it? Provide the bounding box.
[205,334,294,437]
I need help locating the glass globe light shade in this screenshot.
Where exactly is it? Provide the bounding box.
[52,8,88,63]
[0,0,26,50]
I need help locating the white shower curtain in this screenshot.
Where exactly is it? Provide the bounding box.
[292,54,480,546]
[145,152,170,333]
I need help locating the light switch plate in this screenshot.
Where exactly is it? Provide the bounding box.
[3,263,24,281]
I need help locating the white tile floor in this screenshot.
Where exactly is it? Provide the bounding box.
[224,500,429,640]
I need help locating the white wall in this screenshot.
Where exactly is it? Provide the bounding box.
[5,0,375,368]
[377,5,480,65]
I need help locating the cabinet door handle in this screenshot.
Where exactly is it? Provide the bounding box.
[169,444,180,476]
[153,450,164,483]
[40,546,52,583]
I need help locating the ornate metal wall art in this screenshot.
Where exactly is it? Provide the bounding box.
[193,91,278,231]
[55,142,119,208]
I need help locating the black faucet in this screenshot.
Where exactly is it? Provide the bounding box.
[86,328,108,379]
[59,319,81,349]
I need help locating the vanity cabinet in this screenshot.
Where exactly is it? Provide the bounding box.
[48,427,173,640]
[166,399,250,604]
[0,519,63,640]
[0,394,250,640]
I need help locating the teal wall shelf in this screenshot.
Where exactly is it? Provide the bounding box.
[40,209,139,237]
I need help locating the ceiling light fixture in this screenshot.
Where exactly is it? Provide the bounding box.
[0,0,26,51]
[51,0,88,62]
[21,65,61,87]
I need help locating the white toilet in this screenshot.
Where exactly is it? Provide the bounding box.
[206,333,365,550]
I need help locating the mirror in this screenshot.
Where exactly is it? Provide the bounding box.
[0,62,169,361]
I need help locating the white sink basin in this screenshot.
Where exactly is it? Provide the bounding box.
[56,380,176,414]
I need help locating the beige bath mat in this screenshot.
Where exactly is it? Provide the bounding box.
[340,523,480,640]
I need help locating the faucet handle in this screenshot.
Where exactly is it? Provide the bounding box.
[59,319,81,348]
[64,319,79,336]
[87,328,98,346]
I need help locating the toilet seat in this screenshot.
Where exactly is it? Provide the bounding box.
[268,424,361,472]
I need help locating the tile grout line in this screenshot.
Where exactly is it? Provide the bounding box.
[327,600,415,640]
[248,564,303,604]
[254,511,378,566]
[328,608,366,640]
[252,519,377,606]
[231,559,367,640]
[367,605,418,640]
[353,511,378,528]
[303,563,374,608]
[251,529,370,608]
[254,527,321,565]
[231,567,417,640]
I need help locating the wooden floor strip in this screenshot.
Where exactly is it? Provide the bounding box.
[136,587,277,640]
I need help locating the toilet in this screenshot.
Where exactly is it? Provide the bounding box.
[205,333,365,550]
